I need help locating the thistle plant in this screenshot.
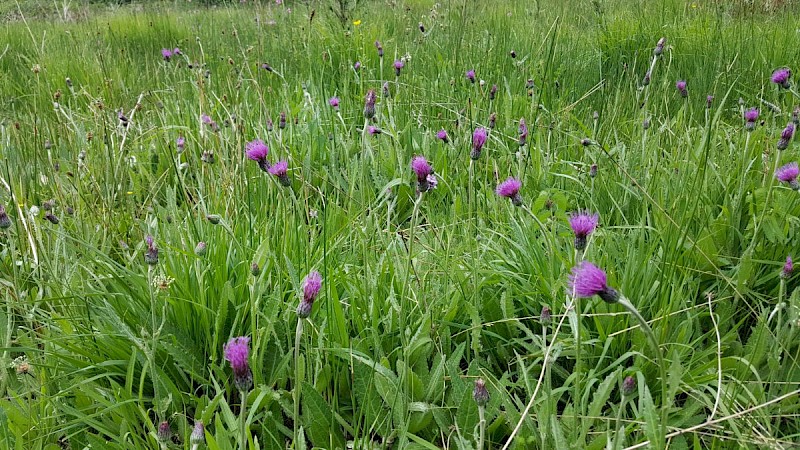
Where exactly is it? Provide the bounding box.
[294,271,322,447]
[224,336,252,450]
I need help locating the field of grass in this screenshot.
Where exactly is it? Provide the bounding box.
[1,0,800,448]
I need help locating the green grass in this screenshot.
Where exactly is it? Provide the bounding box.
[2,0,800,448]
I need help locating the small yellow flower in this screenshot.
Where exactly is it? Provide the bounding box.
[127,191,134,195]
[353,19,362,26]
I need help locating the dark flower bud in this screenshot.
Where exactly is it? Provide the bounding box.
[0,205,12,229]
[251,262,261,277]
[489,84,497,100]
[190,420,205,445]
[653,37,665,56]
[206,214,221,224]
[44,213,59,224]
[589,164,598,178]
[510,50,517,58]
[473,378,489,407]
[622,375,636,397]
[144,235,159,265]
[195,241,207,256]
[540,306,552,326]
[157,421,171,444]
[279,111,287,129]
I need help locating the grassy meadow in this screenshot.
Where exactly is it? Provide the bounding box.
[2,0,800,448]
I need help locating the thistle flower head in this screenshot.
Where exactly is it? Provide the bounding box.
[772,68,791,88]
[353,61,361,71]
[190,420,205,445]
[569,211,599,251]
[298,271,322,318]
[436,129,449,143]
[466,69,476,83]
[268,160,291,186]
[223,336,252,391]
[654,37,666,56]
[706,95,714,108]
[540,306,552,326]
[375,40,383,57]
[775,162,800,189]
[471,127,488,159]
[245,139,269,162]
[161,48,172,61]
[676,80,688,97]
[157,421,171,444]
[394,60,404,76]
[518,118,528,146]
[329,97,340,109]
[781,123,795,140]
[473,378,489,407]
[782,256,794,278]
[411,156,433,181]
[496,177,523,206]
[176,136,185,151]
[144,235,159,265]
[0,204,11,229]
[568,261,619,303]
[622,375,636,397]
[489,84,498,100]
[364,89,377,119]
[744,108,759,123]
[367,125,381,135]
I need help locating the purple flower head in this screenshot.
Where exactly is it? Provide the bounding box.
[706,95,714,108]
[144,235,158,265]
[744,108,759,131]
[367,125,381,135]
[622,375,636,396]
[176,136,185,152]
[590,164,598,178]
[279,111,287,129]
[411,156,433,181]
[473,378,489,407]
[246,140,270,172]
[329,97,340,109]
[161,48,172,61]
[364,89,377,119]
[569,211,599,251]
[489,84,498,100]
[775,162,800,189]
[772,68,791,88]
[375,40,384,57]
[436,129,449,143]
[0,204,11,229]
[394,60,404,76]
[157,421,171,443]
[354,61,361,71]
[173,47,181,55]
[466,70,476,83]
[496,177,523,206]
[518,118,528,146]
[383,81,391,98]
[268,160,291,186]
[782,256,794,278]
[261,63,273,72]
[676,80,687,97]
[654,37,666,56]
[568,261,619,303]
[224,336,252,391]
[778,123,796,151]
[298,271,322,318]
[471,127,487,160]
[190,421,205,445]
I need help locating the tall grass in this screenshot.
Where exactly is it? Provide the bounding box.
[2,0,800,448]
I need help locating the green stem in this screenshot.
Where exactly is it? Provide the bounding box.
[477,405,486,450]
[611,397,627,449]
[616,297,667,448]
[240,389,248,450]
[293,318,304,448]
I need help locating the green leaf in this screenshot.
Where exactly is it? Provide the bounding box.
[302,382,345,449]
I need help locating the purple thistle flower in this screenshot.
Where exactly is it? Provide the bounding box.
[568,211,599,251]
[472,127,488,160]
[489,84,498,100]
[518,118,528,146]
[706,95,714,109]
[436,129,449,143]
[496,177,523,206]
[622,375,636,396]
[568,261,619,303]
[329,97,340,110]
[245,139,271,172]
[354,61,361,71]
[654,37,666,57]
[394,60,404,76]
[157,421,171,444]
[144,235,159,265]
[473,379,489,407]
[411,156,436,192]
[772,68,791,89]
[201,114,218,132]
[775,162,800,190]
[0,204,11,229]
[364,89,377,119]
[782,256,794,278]
[298,271,322,318]
[642,71,651,87]
[367,125,381,135]
[466,70,476,83]
[224,336,252,391]
[261,63,274,72]
[488,113,497,130]
[268,160,291,186]
[190,420,205,445]
[744,108,759,132]
[173,47,181,55]
[279,111,287,129]
[375,40,383,58]
[590,164,598,178]
[161,48,172,61]
[176,136,185,152]
[676,80,688,98]
[778,123,795,150]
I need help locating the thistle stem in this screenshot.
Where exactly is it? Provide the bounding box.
[477,405,486,450]
[240,389,248,450]
[617,297,668,447]
[293,318,304,448]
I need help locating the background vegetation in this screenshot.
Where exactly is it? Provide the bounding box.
[2,0,800,448]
